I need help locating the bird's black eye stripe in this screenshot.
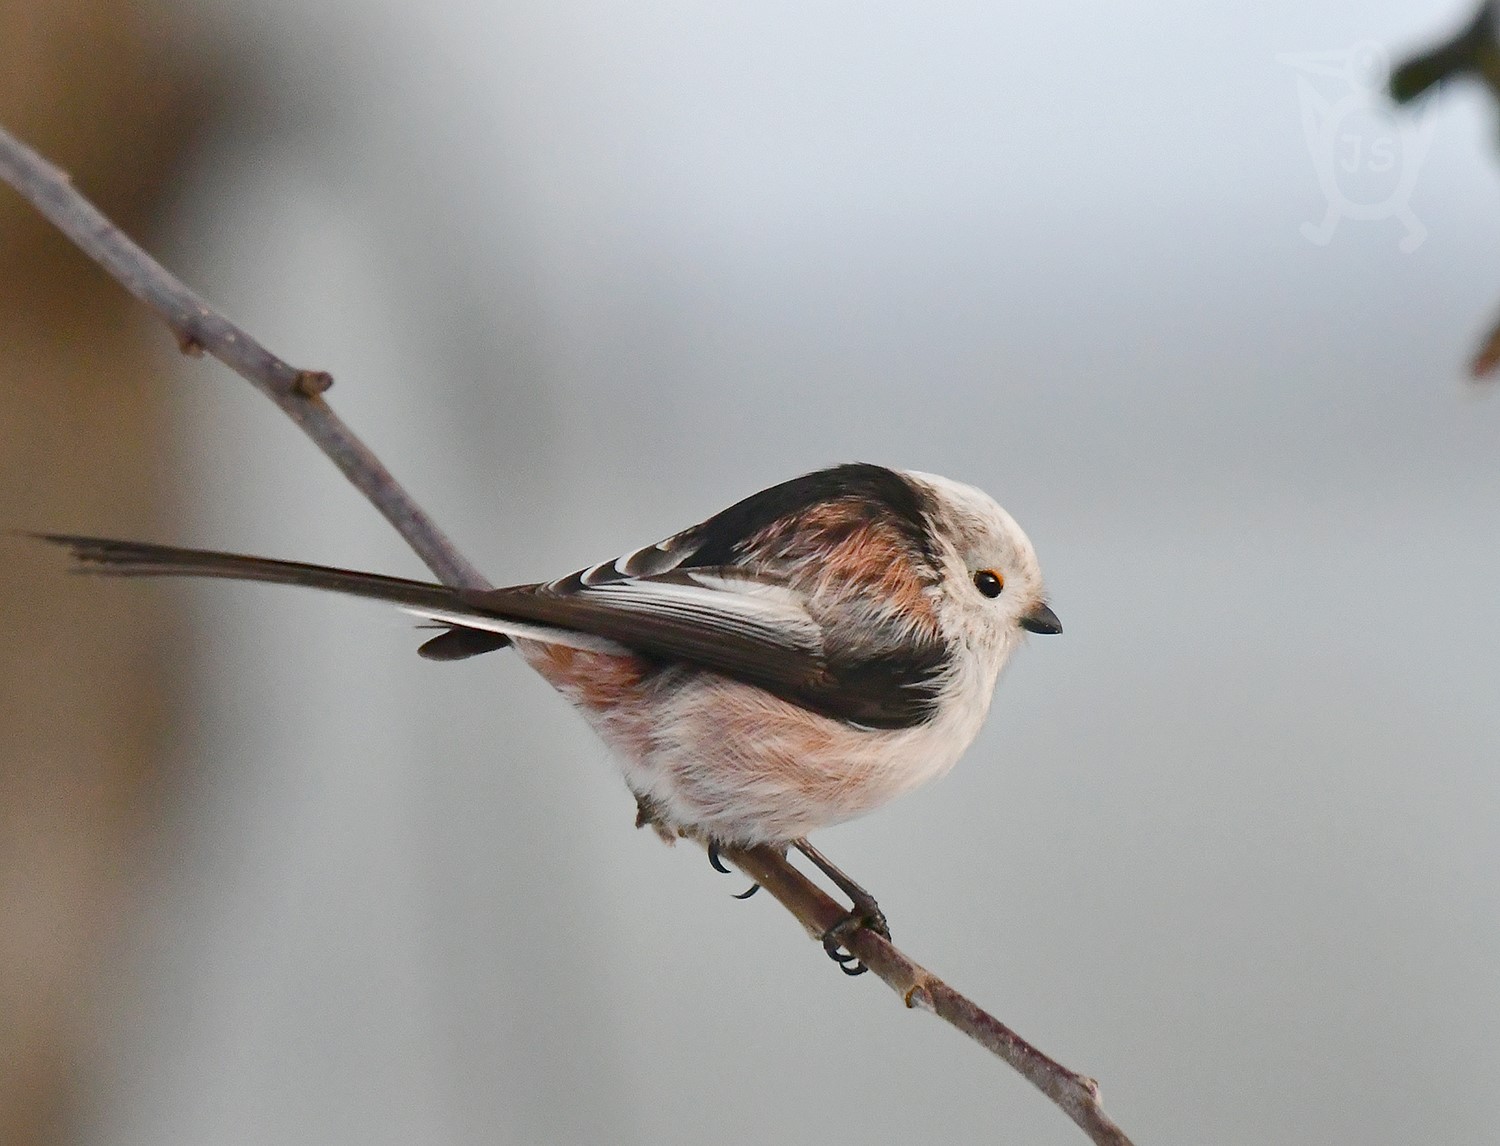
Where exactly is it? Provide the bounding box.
[973,569,1004,598]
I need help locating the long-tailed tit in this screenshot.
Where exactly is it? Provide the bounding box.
[38,463,1059,968]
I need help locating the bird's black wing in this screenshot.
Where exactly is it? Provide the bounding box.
[438,565,948,729]
[428,463,951,727]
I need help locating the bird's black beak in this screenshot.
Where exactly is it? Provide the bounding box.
[1020,602,1062,635]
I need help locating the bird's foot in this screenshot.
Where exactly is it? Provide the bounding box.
[820,902,890,976]
[793,838,890,976]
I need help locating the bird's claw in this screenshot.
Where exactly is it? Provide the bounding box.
[820,905,891,976]
[708,841,760,900]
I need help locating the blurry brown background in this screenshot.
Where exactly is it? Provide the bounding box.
[0,1,206,1141]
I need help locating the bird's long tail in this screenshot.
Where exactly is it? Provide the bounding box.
[32,533,513,660]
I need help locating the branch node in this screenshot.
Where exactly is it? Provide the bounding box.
[903,982,936,1012]
[175,329,205,357]
[295,369,334,396]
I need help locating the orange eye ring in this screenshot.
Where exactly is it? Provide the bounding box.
[973,569,1004,598]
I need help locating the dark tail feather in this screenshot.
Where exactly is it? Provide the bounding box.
[32,534,510,655]
[416,627,512,660]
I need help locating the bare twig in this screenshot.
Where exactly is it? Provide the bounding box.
[727,845,1134,1146]
[0,123,1134,1146]
[0,125,484,590]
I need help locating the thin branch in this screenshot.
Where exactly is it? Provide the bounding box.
[0,125,485,591]
[0,123,1134,1146]
[727,845,1133,1146]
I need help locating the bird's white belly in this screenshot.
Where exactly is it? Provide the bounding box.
[518,640,998,846]
[629,668,993,845]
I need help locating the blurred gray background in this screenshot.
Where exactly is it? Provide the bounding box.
[25,1,1500,1143]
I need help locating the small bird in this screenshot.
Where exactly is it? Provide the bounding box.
[1390,1,1500,105]
[37,463,1059,969]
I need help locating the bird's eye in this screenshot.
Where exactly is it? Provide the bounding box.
[973,569,1004,598]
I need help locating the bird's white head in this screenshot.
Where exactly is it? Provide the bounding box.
[902,470,1060,678]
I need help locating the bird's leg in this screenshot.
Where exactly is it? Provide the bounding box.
[792,838,888,933]
[792,838,890,976]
